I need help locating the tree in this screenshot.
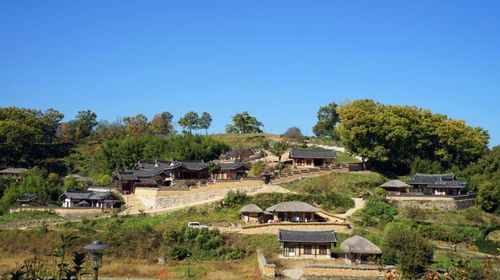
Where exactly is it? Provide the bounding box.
[382,222,435,278]
[313,102,340,139]
[268,141,289,164]
[337,99,489,173]
[283,127,304,142]
[225,111,263,134]
[123,114,149,136]
[207,161,221,180]
[74,110,97,140]
[149,112,175,136]
[178,111,200,133]
[198,112,212,135]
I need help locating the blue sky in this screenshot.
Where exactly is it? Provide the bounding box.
[1,1,499,145]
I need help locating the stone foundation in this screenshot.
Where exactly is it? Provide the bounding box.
[388,195,476,211]
[257,250,276,279]
[303,264,396,280]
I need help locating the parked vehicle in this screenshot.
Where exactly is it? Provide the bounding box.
[187,222,208,229]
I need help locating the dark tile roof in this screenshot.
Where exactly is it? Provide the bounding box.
[220,162,251,171]
[17,193,37,203]
[60,191,118,201]
[289,148,337,159]
[220,148,257,160]
[278,230,337,243]
[0,167,27,174]
[406,173,466,187]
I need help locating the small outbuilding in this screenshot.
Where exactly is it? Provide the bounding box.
[240,204,264,223]
[266,201,321,223]
[380,180,412,194]
[16,193,38,207]
[278,229,337,258]
[340,235,382,265]
[289,148,336,168]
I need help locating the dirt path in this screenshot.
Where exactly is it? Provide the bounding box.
[336,198,365,219]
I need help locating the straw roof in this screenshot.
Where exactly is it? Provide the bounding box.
[240,204,263,213]
[265,201,319,213]
[380,180,411,189]
[340,235,382,255]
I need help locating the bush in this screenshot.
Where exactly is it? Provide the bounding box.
[374,187,386,196]
[382,222,434,278]
[223,190,249,207]
[166,244,190,260]
[356,197,396,227]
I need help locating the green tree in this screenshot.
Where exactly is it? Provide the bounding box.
[207,161,221,179]
[382,222,435,278]
[313,102,340,139]
[149,112,175,136]
[123,114,149,136]
[283,127,305,142]
[356,196,396,227]
[225,111,263,134]
[178,111,200,133]
[74,110,97,140]
[268,141,289,164]
[198,112,212,135]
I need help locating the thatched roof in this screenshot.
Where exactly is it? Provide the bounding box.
[380,180,411,189]
[340,235,382,255]
[240,204,263,213]
[266,201,319,213]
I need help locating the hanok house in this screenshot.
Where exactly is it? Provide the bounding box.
[406,173,467,196]
[278,229,337,258]
[113,168,172,194]
[216,162,250,180]
[135,160,210,180]
[379,180,412,194]
[0,167,27,180]
[219,147,264,162]
[265,201,323,223]
[240,204,264,223]
[340,235,382,265]
[60,190,120,208]
[289,148,336,168]
[16,193,38,207]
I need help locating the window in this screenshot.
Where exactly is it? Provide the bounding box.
[303,245,312,255]
[319,245,328,255]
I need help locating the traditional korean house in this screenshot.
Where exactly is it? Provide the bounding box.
[289,148,336,167]
[113,168,171,194]
[16,193,37,207]
[136,160,210,180]
[240,204,264,223]
[0,167,27,180]
[216,162,250,180]
[340,235,382,265]
[219,147,261,162]
[406,173,467,195]
[278,229,337,258]
[60,190,120,209]
[265,201,322,223]
[380,180,412,194]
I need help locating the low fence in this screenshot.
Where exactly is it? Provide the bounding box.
[257,250,276,279]
[302,264,396,280]
[11,206,107,218]
[242,222,352,234]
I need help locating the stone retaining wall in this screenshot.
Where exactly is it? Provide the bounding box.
[242,222,351,235]
[388,196,476,211]
[136,185,261,210]
[303,264,395,280]
[257,250,276,279]
[11,207,105,218]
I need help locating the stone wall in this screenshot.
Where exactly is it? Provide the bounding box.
[303,264,395,280]
[388,195,476,211]
[257,250,276,279]
[241,222,352,235]
[136,185,261,210]
[11,207,104,218]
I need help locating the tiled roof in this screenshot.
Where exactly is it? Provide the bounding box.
[17,193,37,202]
[289,148,337,159]
[278,230,337,243]
[60,191,118,201]
[0,167,27,174]
[266,201,319,213]
[220,162,251,171]
[406,173,466,187]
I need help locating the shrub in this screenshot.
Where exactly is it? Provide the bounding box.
[223,190,249,207]
[356,197,396,227]
[382,222,434,278]
[166,244,190,260]
[374,187,386,196]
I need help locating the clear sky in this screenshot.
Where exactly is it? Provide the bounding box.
[1,1,499,145]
